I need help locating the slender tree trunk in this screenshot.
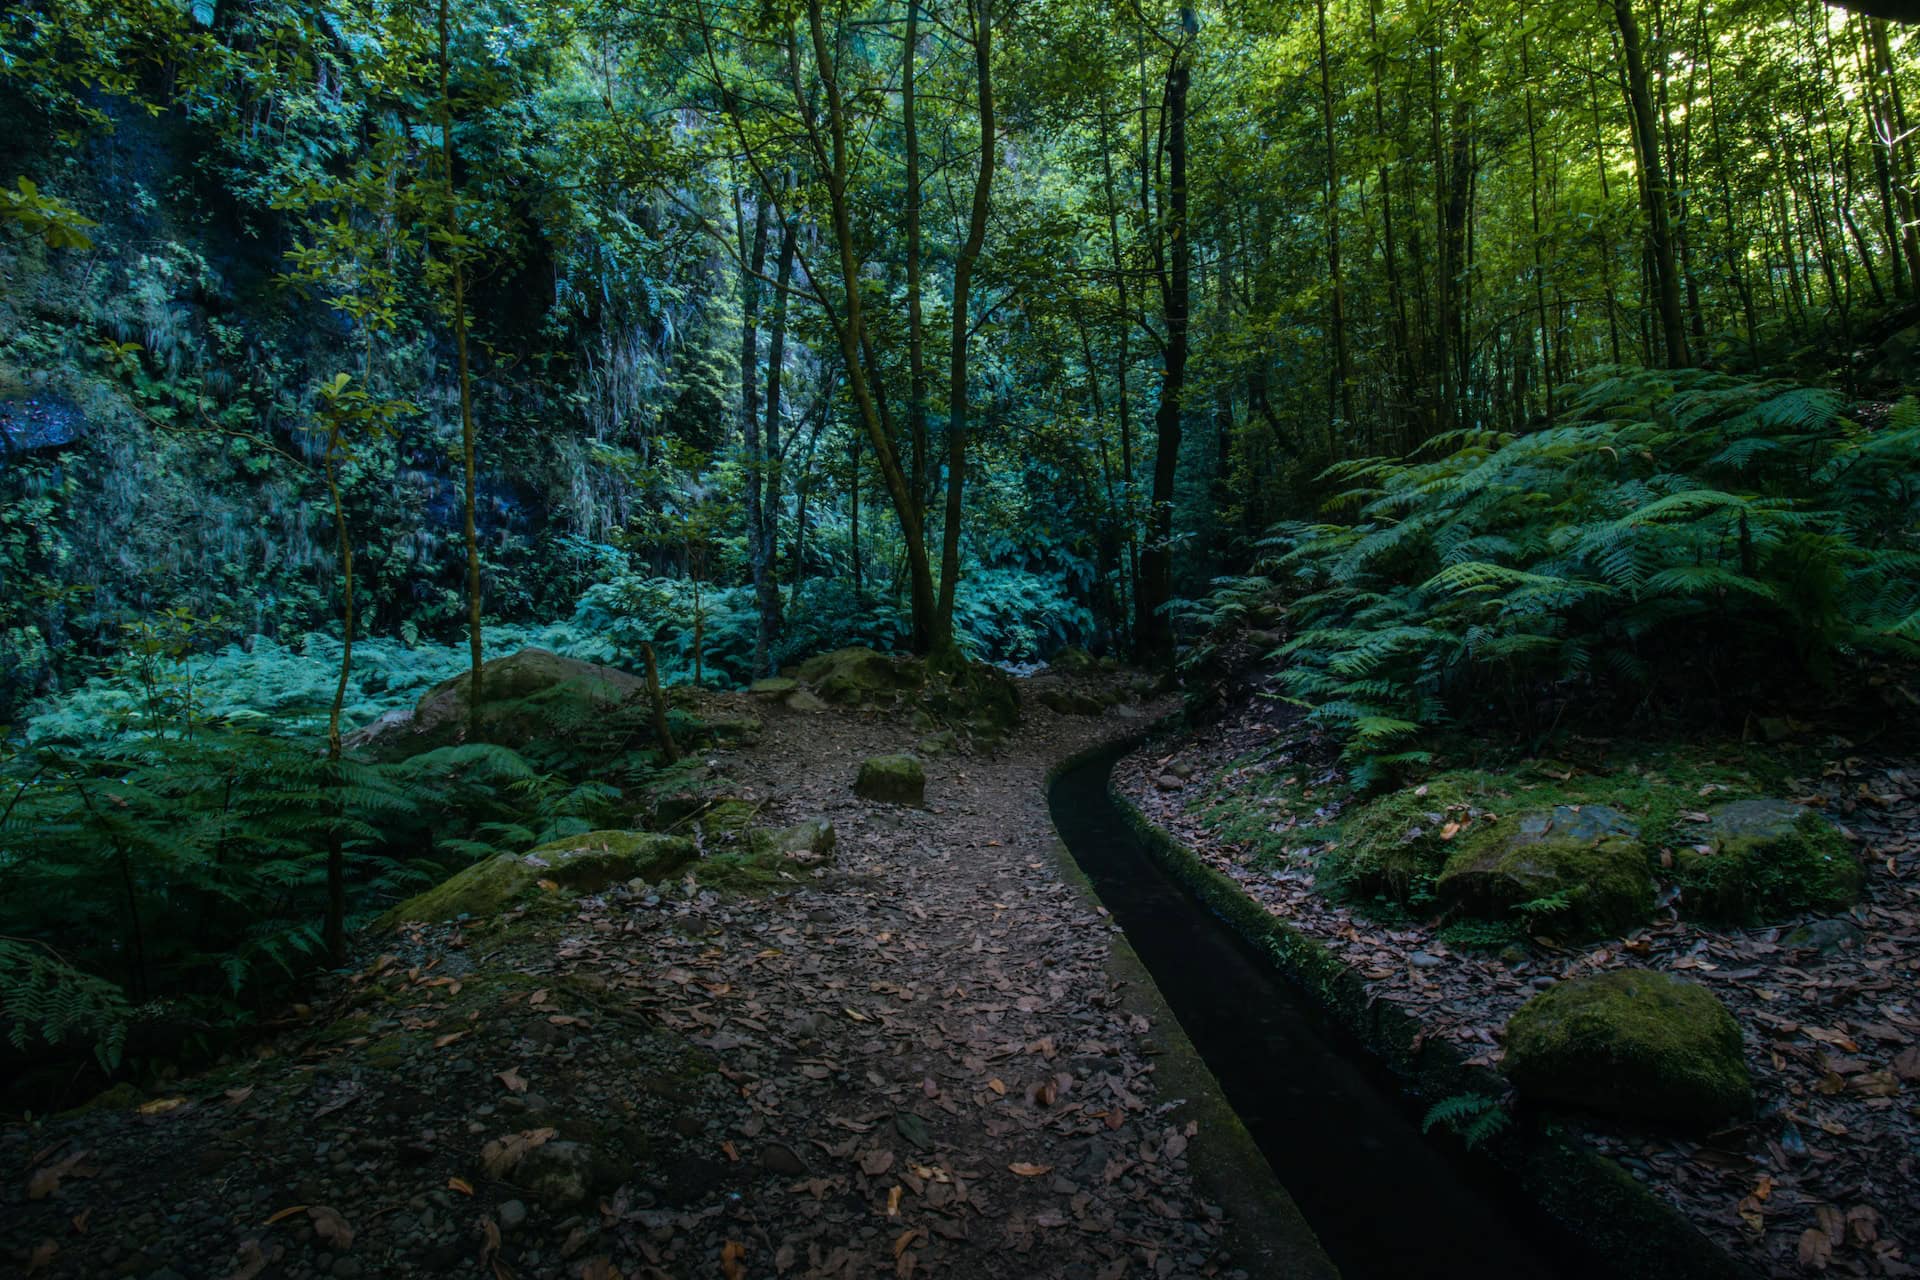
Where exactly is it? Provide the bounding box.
[738,193,771,675]
[438,0,484,730]
[1315,0,1353,432]
[1367,0,1411,419]
[1521,1,1553,422]
[322,423,353,966]
[1614,0,1690,367]
[1098,108,1138,647]
[801,0,938,651]
[935,0,996,658]
[1136,9,1194,666]
[904,0,928,513]
[640,643,679,763]
[757,217,795,675]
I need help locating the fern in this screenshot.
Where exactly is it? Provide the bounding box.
[1422,1091,1513,1150]
[0,940,130,1070]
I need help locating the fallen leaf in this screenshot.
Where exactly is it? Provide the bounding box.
[887,1184,903,1216]
[137,1096,187,1116]
[496,1068,528,1094]
[480,1128,557,1179]
[308,1205,354,1251]
[1008,1162,1052,1177]
[27,1150,93,1201]
[448,1177,474,1197]
[433,1031,469,1049]
[721,1240,747,1280]
[859,1149,895,1176]
[263,1205,307,1225]
[1798,1227,1832,1270]
[70,1208,90,1235]
[25,1241,56,1275]
[225,1086,255,1106]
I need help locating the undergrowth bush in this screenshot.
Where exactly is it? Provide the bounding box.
[1237,368,1920,769]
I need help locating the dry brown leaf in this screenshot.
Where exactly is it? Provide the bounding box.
[986,1078,1005,1096]
[263,1204,307,1225]
[1798,1227,1832,1271]
[26,1150,92,1201]
[69,1208,90,1235]
[433,1031,469,1049]
[859,1149,895,1176]
[224,1240,270,1280]
[721,1240,747,1280]
[579,1259,623,1280]
[25,1241,56,1276]
[481,1128,557,1179]
[136,1096,187,1116]
[225,1086,255,1106]
[1008,1162,1052,1177]
[496,1068,528,1094]
[886,1185,902,1216]
[308,1205,354,1251]
[448,1177,475,1197]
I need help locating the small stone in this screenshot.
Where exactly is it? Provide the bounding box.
[759,1143,808,1176]
[497,1200,528,1230]
[1781,917,1866,954]
[1153,774,1184,791]
[855,755,925,806]
[1409,951,1443,968]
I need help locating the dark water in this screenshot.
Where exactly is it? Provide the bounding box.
[1050,749,1604,1280]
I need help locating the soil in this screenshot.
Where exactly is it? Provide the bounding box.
[1,674,1307,1280]
[1118,687,1920,1280]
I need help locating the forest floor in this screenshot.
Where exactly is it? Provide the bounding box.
[0,675,1330,1280]
[1119,673,1920,1280]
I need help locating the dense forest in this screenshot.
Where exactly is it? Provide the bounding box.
[4,0,1920,1275]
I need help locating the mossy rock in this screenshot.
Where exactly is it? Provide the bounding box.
[345,648,648,761]
[799,647,925,706]
[785,689,829,713]
[380,831,696,925]
[768,817,836,861]
[694,714,762,745]
[1322,781,1477,904]
[1672,801,1862,923]
[700,799,764,844]
[1050,646,1096,672]
[1436,805,1654,940]
[920,661,1021,736]
[856,754,925,806]
[526,830,698,891]
[1503,969,1753,1128]
[748,677,798,698]
[1038,685,1108,716]
[916,729,959,757]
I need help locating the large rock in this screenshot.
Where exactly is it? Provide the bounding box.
[1503,969,1753,1128]
[1325,781,1477,904]
[379,830,695,925]
[345,648,649,760]
[799,647,924,706]
[856,755,925,806]
[1436,805,1653,939]
[1673,799,1863,922]
[767,818,837,863]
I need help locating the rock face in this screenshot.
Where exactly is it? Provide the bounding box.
[856,755,925,806]
[345,648,650,760]
[1673,799,1862,922]
[1503,969,1753,1127]
[379,830,696,925]
[1436,805,1653,940]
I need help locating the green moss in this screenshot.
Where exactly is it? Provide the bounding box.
[1503,969,1753,1128]
[800,647,924,705]
[528,830,698,890]
[378,852,536,926]
[855,754,925,805]
[1437,832,1654,940]
[1319,779,1476,905]
[1672,811,1862,923]
[699,799,763,840]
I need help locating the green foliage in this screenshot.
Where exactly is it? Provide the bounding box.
[1421,1091,1512,1150]
[1248,370,1920,761]
[0,940,130,1070]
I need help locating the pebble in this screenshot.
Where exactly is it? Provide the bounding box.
[498,1199,529,1230]
[1409,951,1443,968]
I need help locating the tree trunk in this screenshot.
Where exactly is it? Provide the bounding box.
[438,0,484,733]
[1613,0,1690,368]
[935,0,996,657]
[757,217,795,675]
[1136,9,1193,667]
[1314,0,1353,433]
[739,192,771,675]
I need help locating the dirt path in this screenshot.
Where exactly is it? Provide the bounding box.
[2,684,1319,1280]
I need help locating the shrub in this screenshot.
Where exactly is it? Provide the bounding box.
[1242,368,1920,764]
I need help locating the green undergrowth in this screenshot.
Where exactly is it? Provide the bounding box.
[1183,735,1849,940]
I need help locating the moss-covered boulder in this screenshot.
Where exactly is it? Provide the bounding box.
[345,648,648,761]
[379,830,696,926]
[1038,685,1108,716]
[699,798,763,845]
[916,729,959,757]
[1503,969,1753,1128]
[1050,646,1097,672]
[768,817,836,861]
[524,830,697,891]
[748,677,799,698]
[920,660,1021,736]
[1672,800,1862,923]
[1323,781,1478,904]
[1437,806,1654,940]
[799,647,925,706]
[856,754,925,805]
